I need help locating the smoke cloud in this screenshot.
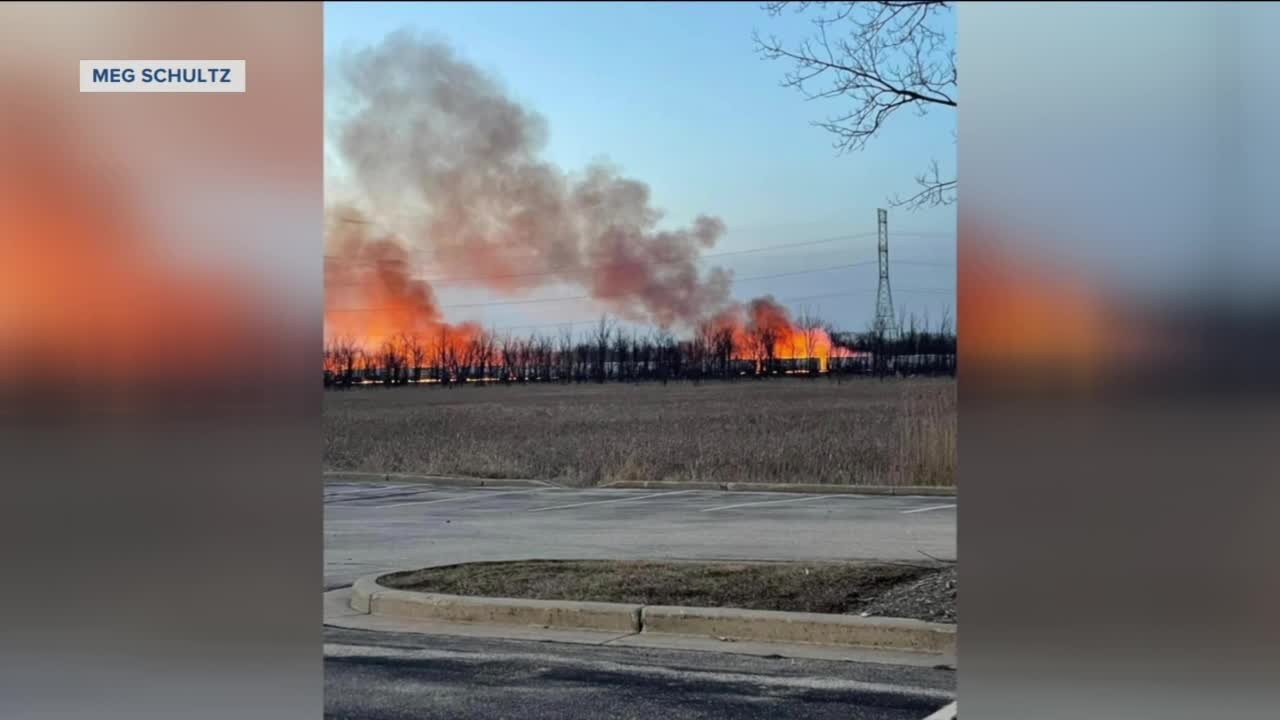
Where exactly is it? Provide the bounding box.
[324,204,443,343]
[325,30,732,339]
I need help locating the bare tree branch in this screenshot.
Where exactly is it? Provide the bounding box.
[892,157,956,211]
[755,1,956,209]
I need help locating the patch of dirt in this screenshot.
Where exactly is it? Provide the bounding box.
[379,559,955,623]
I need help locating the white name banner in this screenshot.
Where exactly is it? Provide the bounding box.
[80,60,246,93]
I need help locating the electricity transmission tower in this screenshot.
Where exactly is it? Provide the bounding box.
[873,208,898,338]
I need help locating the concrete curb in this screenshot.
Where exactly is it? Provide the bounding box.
[351,571,955,655]
[325,471,954,497]
[325,470,556,489]
[351,574,641,633]
[642,605,954,654]
[600,480,956,497]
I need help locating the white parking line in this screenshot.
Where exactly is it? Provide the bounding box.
[325,489,436,505]
[700,495,823,512]
[528,489,692,512]
[921,700,958,719]
[325,483,441,499]
[901,504,957,515]
[380,489,542,509]
[326,484,414,496]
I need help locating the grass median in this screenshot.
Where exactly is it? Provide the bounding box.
[379,559,956,624]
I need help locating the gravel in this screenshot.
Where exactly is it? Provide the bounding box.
[857,566,956,623]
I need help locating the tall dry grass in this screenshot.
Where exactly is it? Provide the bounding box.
[323,378,956,487]
[888,383,957,486]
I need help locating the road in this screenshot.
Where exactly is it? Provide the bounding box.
[324,479,957,719]
[325,626,955,720]
[325,481,956,589]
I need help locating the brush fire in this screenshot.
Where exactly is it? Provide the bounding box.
[324,32,951,386]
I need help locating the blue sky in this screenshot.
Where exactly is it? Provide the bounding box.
[325,1,956,333]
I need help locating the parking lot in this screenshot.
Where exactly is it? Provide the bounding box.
[324,479,958,719]
[325,480,956,589]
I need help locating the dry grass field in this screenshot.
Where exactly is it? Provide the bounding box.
[323,377,956,487]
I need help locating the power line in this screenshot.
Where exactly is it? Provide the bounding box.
[322,229,952,262]
[481,288,956,333]
[323,229,954,285]
[335,288,956,338]
[488,319,609,333]
[333,212,957,242]
[326,260,903,312]
[344,286,956,337]
[327,270,953,314]
[731,260,878,283]
[780,288,955,303]
[326,255,953,290]
[440,260,944,310]
[890,260,955,268]
[423,232,880,285]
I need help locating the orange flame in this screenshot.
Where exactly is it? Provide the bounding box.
[710,297,853,373]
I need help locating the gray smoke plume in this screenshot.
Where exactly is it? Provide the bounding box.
[327,29,732,329]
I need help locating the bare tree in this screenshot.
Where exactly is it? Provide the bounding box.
[557,326,575,383]
[469,329,495,382]
[797,308,823,375]
[938,305,956,376]
[446,336,463,385]
[497,333,514,383]
[591,315,615,383]
[755,1,956,209]
[688,325,710,383]
[400,332,427,385]
[573,333,591,383]
[323,336,363,388]
[653,328,677,385]
[322,338,341,387]
[356,342,375,383]
[696,321,716,377]
[745,313,781,377]
[460,334,481,384]
[902,311,919,376]
[516,335,533,382]
[533,334,553,382]
[715,325,737,379]
[611,329,634,383]
[822,320,850,380]
[433,325,450,385]
[377,338,404,387]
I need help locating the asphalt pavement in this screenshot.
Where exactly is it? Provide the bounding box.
[324,626,955,720]
[325,481,956,590]
[323,479,958,720]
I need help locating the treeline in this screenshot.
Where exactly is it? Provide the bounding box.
[831,314,958,378]
[323,315,955,389]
